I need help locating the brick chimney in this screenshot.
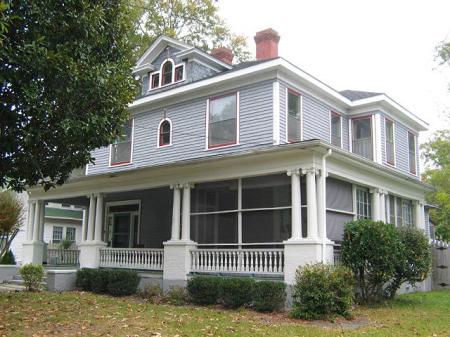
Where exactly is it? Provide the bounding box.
[254,28,280,60]
[211,47,234,65]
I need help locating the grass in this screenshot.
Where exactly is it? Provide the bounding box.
[0,290,449,336]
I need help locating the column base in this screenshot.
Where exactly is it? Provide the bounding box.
[22,241,45,265]
[78,241,107,269]
[162,240,197,291]
[283,238,335,285]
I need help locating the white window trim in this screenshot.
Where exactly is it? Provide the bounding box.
[408,132,417,176]
[205,91,240,150]
[52,225,63,243]
[156,117,173,148]
[148,58,186,91]
[108,119,134,167]
[384,117,396,167]
[329,110,343,148]
[66,227,76,242]
[285,87,303,143]
[350,115,374,161]
[105,199,142,247]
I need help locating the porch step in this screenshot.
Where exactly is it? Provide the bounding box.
[0,283,26,292]
[4,278,47,287]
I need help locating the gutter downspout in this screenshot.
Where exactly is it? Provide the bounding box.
[321,148,332,263]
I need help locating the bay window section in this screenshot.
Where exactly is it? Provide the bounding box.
[208,93,238,148]
[330,112,342,147]
[287,89,301,142]
[110,119,133,166]
[385,119,395,165]
[408,132,417,174]
[352,117,373,160]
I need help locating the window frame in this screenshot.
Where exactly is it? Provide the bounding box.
[351,115,373,160]
[157,118,172,148]
[147,58,185,91]
[408,131,417,175]
[355,186,372,220]
[52,226,63,243]
[109,119,134,167]
[385,117,396,166]
[205,92,239,150]
[330,111,343,148]
[286,88,302,143]
[66,227,76,242]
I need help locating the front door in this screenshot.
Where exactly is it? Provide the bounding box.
[106,201,140,248]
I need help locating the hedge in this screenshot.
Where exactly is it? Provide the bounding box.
[76,268,140,296]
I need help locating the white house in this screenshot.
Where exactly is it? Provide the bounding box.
[22,29,433,290]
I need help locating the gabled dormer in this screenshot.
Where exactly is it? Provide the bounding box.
[133,36,233,97]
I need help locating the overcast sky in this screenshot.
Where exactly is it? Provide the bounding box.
[218,0,450,144]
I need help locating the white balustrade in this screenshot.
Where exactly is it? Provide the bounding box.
[190,249,284,275]
[47,249,80,265]
[99,248,164,270]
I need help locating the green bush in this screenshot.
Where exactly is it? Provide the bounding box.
[164,286,187,305]
[291,263,354,320]
[385,227,432,298]
[106,269,140,296]
[76,268,96,291]
[341,220,402,302]
[19,263,45,291]
[187,276,221,305]
[139,284,163,304]
[252,281,286,312]
[91,269,111,294]
[220,277,254,308]
[0,250,16,265]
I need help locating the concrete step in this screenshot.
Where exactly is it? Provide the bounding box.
[0,283,26,292]
[5,279,47,286]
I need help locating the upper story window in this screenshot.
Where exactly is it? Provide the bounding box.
[352,117,373,160]
[356,186,371,220]
[408,131,416,174]
[148,58,185,91]
[110,119,133,166]
[287,89,301,142]
[385,118,395,165]
[52,226,63,243]
[330,112,341,147]
[207,93,238,149]
[158,118,172,147]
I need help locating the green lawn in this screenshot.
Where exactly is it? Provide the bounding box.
[0,290,449,337]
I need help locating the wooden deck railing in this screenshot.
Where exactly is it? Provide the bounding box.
[99,248,164,271]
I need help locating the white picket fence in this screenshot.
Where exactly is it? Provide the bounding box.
[99,248,164,270]
[190,248,284,275]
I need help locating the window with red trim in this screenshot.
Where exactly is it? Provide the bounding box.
[161,60,173,86]
[385,119,395,165]
[151,73,160,89]
[159,120,171,147]
[208,93,237,148]
[287,89,301,142]
[408,132,416,174]
[352,117,373,160]
[110,120,133,165]
[174,65,184,82]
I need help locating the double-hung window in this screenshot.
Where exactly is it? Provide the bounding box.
[352,117,373,160]
[385,119,395,165]
[330,112,341,147]
[52,226,63,243]
[110,120,133,166]
[287,89,301,142]
[356,187,371,219]
[66,227,76,242]
[408,132,417,174]
[207,93,238,148]
[402,200,413,227]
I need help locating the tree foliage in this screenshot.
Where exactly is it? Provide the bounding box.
[0,190,24,260]
[0,0,136,192]
[421,130,450,241]
[437,40,450,65]
[131,0,251,62]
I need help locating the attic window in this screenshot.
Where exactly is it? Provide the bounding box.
[148,58,185,91]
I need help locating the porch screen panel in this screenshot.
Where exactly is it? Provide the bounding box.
[326,211,354,241]
[191,180,238,213]
[242,174,291,209]
[191,213,238,244]
[242,209,291,243]
[326,178,352,212]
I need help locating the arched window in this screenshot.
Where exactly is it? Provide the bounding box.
[158,119,172,147]
[161,60,173,86]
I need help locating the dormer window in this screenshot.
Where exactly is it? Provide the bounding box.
[148,58,185,91]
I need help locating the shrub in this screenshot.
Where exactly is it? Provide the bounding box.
[291,263,353,320]
[106,269,140,296]
[19,263,45,291]
[0,250,16,265]
[252,281,286,312]
[384,227,432,299]
[139,284,163,304]
[341,220,402,302]
[76,268,96,291]
[187,276,221,305]
[220,277,254,308]
[91,269,111,294]
[164,286,187,305]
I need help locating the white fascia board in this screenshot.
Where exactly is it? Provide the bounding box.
[135,36,192,67]
[132,63,156,75]
[175,48,232,70]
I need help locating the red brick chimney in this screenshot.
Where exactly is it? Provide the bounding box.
[211,47,234,65]
[254,28,280,60]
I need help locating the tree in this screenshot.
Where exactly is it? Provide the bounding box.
[421,130,450,241]
[437,40,450,65]
[0,190,24,260]
[132,0,251,62]
[0,0,136,192]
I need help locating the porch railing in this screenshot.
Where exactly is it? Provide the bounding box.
[47,249,80,266]
[190,249,284,275]
[99,248,164,271]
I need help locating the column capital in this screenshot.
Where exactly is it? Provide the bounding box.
[170,183,182,190]
[302,167,319,176]
[181,182,195,189]
[286,168,301,177]
[370,187,382,194]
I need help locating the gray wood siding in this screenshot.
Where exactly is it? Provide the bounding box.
[88,81,274,175]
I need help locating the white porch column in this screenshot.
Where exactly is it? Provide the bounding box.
[81,208,88,242]
[26,201,36,241]
[22,200,44,265]
[379,191,386,223]
[32,200,42,241]
[181,183,192,242]
[87,194,96,241]
[287,169,302,239]
[415,201,425,230]
[39,201,45,242]
[171,184,181,241]
[305,168,318,239]
[371,189,381,221]
[94,193,104,242]
[316,168,326,239]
